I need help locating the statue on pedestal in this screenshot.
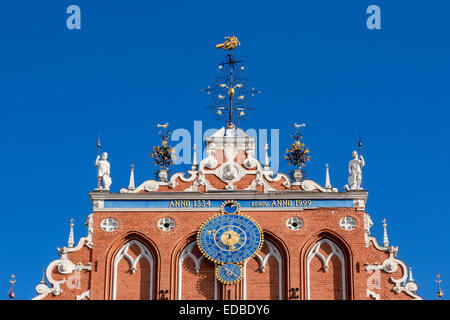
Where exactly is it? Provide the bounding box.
[345,151,365,191]
[95,152,111,191]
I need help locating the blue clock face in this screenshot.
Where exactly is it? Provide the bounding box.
[198,213,263,264]
[217,263,242,284]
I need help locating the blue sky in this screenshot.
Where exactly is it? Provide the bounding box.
[0,0,448,300]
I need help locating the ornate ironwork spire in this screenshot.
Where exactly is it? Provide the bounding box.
[203,36,260,130]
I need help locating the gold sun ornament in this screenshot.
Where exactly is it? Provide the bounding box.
[285,123,310,181]
[149,123,176,170]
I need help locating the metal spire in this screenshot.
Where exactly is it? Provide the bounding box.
[8,274,15,299]
[437,274,444,299]
[97,135,101,155]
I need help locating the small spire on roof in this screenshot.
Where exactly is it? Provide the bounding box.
[192,144,198,171]
[40,268,46,284]
[128,164,135,191]
[382,218,389,248]
[325,163,332,190]
[68,218,74,248]
[264,144,270,170]
[409,267,414,282]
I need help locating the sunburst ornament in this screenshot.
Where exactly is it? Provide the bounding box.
[285,123,310,174]
[149,123,176,179]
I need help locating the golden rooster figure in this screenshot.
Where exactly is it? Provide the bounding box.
[216,36,240,51]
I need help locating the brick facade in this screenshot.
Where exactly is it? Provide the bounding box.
[33,127,422,301]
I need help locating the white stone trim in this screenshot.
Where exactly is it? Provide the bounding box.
[366,232,423,300]
[91,190,368,201]
[76,290,90,300]
[367,289,380,300]
[33,234,92,300]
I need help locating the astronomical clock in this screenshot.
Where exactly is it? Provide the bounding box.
[197,201,263,284]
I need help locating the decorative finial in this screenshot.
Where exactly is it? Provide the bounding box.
[204,36,260,128]
[358,134,362,155]
[157,122,169,128]
[382,218,389,247]
[409,267,414,282]
[97,135,101,155]
[192,144,198,171]
[325,163,332,190]
[285,123,310,182]
[216,36,240,51]
[128,164,135,191]
[150,123,175,181]
[40,268,46,284]
[8,274,16,299]
[264,144,270,170]
[68,218,74,248]
[437,274,444,299]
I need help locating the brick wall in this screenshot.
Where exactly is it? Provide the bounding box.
[41,206,416,300]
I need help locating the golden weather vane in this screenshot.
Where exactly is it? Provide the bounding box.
[216,36,240,51]
[203,36,260,129]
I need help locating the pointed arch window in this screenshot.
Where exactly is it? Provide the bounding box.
[177,241,218,300]
[112,240,154,300]
[306,238,346,300]
[243,239,283,300]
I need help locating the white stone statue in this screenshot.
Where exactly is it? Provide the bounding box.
[345,150,365,190]
[95,152,111,191]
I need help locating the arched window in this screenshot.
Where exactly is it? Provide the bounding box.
[306,238,346,300]
[112,240,155,300]
[243,239,284,300]
[177,241,218,300]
